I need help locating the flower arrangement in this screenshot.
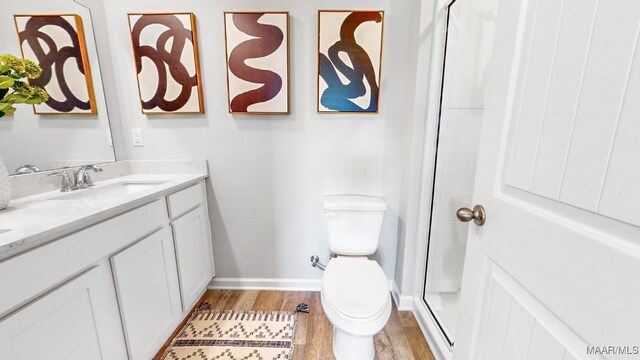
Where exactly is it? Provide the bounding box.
[0,54,48,118]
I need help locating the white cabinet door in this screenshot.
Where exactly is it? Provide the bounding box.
[0,266,127,360]
[172,205,215,311]
[455,0,640,358]
[111,227,182,360]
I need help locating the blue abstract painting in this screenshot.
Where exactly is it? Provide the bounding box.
[317,10,384,113]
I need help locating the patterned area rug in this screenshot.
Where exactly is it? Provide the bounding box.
[160,303,298,360]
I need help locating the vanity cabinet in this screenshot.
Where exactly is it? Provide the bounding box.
[0,266,127,360]
[170,183,215,311]
[111,227,183,360]
[0,179,214,360]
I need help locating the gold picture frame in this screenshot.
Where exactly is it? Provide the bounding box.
[14,14,98,115]
[223,11,290,115]
[317,10,385,114]
[128,12,204,115]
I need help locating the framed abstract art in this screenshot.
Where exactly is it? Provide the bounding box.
[224,11,290,114]
[128,12,204,114]
[317,10,384,114]
[14,14,97,115]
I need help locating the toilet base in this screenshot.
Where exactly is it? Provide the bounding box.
[332,327,375,360]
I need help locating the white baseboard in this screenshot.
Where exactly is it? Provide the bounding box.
[208,277,322,291]
[391,281,414,311]
[413,297,453,360]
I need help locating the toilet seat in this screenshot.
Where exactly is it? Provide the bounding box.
[321,256,391,343]
[322,257,390,320]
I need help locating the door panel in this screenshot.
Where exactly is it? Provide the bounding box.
[455,0,640,358]
[477,264,587,360]
[529,0,598,199]
[111,227,182,360]
[0,267,127,360]
[506,0,640,216]
[172,205,215,311]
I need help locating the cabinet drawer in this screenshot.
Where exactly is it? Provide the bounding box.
[167,182,204,219]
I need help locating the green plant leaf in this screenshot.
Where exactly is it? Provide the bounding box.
[25,97,43,104]
[0,111,5,118]
[0,65,10,74]
[5,93,27,103]
[0,76,14,89]
[5,106,17,114]
[0,102,13,111]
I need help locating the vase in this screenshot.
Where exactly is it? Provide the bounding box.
[0,156,11,210]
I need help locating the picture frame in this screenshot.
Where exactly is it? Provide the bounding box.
[128,12,204,115]
[317,10,385,114]
[224,11,290,115]
[14,14,97,115]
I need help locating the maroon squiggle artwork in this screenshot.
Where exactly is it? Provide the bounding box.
[224,12,289,114]
[14,14,97,115]
[128,13,204,114]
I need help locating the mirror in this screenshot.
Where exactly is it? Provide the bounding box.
[0,0,116,176]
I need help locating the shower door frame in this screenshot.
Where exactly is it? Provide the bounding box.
[408,0,462,358]
[420,0,458,348]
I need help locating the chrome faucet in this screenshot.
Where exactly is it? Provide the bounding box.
[73,165,103,189]
[48,171,75,192]
[15,165,41,175]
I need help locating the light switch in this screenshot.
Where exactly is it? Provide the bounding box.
[132,129,144,147]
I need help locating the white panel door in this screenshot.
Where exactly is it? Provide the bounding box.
[172,205,215,311]
[0,266,127,360]
[455,0,640,359]
[111,226,182,360]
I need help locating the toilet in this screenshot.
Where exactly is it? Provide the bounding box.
[321,195,391,360]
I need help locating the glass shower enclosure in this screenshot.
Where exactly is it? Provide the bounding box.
[422,0,496,345]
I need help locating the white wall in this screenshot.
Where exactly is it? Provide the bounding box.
[0,0,115,174]
[100,0,422,283]
[393,0,437,303]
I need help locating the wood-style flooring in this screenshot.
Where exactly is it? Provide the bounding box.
[154,290,435,360]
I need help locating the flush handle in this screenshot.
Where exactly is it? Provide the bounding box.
[456,205,486,226]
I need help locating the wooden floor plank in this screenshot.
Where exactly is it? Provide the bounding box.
[384,304,417,359]
[280,291,312,346]
[154,289,433,360]
[252,290,286,312]
[374,328,396,360]
[232,289,259,310]
[399,310,420,328]
[405,325,436,360]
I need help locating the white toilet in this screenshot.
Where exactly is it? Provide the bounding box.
[321,195,391,360]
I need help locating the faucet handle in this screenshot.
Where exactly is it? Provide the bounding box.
[48,171,75,192]
[74,165,103,188]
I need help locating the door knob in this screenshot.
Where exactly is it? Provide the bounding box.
[456,205,486,226]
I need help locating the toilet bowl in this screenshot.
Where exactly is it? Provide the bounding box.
[321,195,389,359]
[321,256,391,360]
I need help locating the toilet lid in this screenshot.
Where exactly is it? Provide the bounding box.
[323,257,390,319]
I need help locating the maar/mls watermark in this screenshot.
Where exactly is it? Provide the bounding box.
[586,345,639,356]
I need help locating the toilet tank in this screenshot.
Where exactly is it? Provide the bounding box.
[322,195,387,256]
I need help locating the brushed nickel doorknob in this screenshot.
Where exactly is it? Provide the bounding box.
[456,205,486,226]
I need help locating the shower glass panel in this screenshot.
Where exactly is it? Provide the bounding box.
[422,0,495,345]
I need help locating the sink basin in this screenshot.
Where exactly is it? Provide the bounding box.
[0,229,11,235]
[50,181,167,201]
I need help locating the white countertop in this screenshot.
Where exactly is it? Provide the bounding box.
[0,173,207,261]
